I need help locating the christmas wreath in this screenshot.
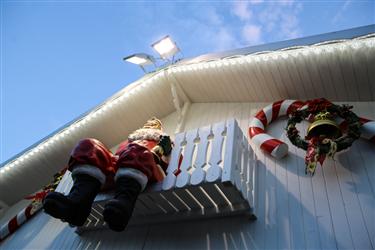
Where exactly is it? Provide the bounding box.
[286,98,362,175]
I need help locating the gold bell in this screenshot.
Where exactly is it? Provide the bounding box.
[307,112,342,139]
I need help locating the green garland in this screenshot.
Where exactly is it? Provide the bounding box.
[25,167,67,203]
[286,98,362,174]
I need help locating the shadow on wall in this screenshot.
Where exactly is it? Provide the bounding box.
[336,139,375,198]
[139,154,338,250]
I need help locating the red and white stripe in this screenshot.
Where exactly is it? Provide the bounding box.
[0,203,42,242]
[336,117,375,143]
[250,99,375,159]
[359,118,375,143]
[249,100,305,159]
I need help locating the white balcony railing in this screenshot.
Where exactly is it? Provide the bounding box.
[55,119,257,234]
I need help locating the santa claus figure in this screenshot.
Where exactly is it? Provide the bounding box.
[43,117,172,232]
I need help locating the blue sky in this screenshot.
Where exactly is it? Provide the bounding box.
[1,0,374,164]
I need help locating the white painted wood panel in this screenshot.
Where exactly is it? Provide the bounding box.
[1,102,374,250]
[351,46,373,101]
[243,61,267,101]
[287,53,309,100]
[171,40,375,103]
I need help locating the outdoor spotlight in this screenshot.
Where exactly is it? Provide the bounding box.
[123,53,155,66]
[151,35,180,59]
[123,53,155,72]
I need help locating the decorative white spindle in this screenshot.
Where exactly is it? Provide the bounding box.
[190,125,211,185]
[54,171,73,195]
[233,128,243,191]
[221,119,237,183]
[251,152,258,216]
[206,121,226,182]
[176,129,198,188]
[162,132,186,190]
[241,135,249,199]
[247,145,255,204]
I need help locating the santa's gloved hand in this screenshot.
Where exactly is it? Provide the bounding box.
[158,135,172,156]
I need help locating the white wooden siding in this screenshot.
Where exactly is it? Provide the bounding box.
[1,102,374,250]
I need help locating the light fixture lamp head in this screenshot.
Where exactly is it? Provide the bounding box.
[123,53,155,66]
[151,35,180,59]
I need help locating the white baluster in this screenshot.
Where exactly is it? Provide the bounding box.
[176,129,198,188]
[221,119,236,183]
[55,171,73,195]
[251,152,259,214]
[246,144,255,205]
[190,125,211,185]
[241,135,249,200]
[233,124,242,190]
[162,132,186,190]
[206,121,226,182]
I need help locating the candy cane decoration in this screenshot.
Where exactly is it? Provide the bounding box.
[249,100,305,159]
[358,118,375,143]
[0,203,42,242]
[337,117,375,143]
[249,100,375,159]
[0,168,66,243]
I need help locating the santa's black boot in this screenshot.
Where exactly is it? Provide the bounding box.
[43,174,101,226]
[103,177,142,232]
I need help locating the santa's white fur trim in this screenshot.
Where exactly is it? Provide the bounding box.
[115,168,148,191]
[72,165,106,185]
[128,128,166,142]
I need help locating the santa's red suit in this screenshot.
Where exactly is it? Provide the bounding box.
[67,127,169,191]
[43,117,172,232]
